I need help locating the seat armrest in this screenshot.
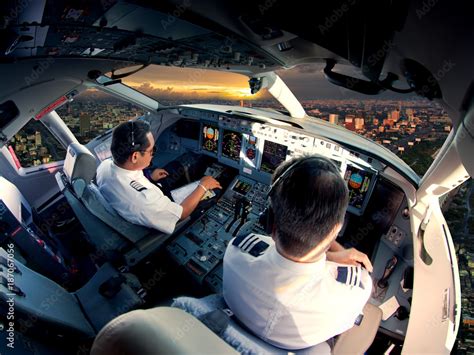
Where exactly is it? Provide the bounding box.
[55,171,67,192]
[75,263,144,332]
[333,303,382,355]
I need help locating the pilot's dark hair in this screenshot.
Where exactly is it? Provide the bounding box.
[270,155,349,258]
[111,120,151,165]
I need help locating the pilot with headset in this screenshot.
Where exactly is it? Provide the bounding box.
[96,120,221,234]
[223,155,373,350]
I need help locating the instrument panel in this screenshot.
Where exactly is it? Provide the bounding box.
[166,108,385,292]
[185,109,379,216]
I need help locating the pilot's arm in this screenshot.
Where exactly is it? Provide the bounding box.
[327,241,373,272]
[179,176,222,219]
[144,168,169,182]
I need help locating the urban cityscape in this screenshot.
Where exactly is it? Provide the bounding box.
[7,90,473,352]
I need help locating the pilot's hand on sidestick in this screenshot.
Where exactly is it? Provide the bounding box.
[327,247,373,272]
[200,176,222,190]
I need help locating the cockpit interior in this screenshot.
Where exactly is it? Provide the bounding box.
[0,101,420,354]
[0,0,472,353]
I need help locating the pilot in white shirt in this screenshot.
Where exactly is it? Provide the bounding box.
[97,159,182,234]
[223,155,373,350]
[96,120,221,234]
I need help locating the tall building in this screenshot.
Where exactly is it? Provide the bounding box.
[80,114,91,137]
[35,131,41,146]
[391,110,400,122]
[354,117,365,130]
[329,114,339,125]
[344,115,355,131]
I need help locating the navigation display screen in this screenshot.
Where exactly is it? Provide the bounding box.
[260,140,288,174]
[222,130,242,161]
[343,165,375,212]
[202,124,219,154]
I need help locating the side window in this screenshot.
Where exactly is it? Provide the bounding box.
[56,90,145,145]
[7,119,66,168]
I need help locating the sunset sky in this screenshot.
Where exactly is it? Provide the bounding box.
[122,65,266,100]
[121,64,413,101]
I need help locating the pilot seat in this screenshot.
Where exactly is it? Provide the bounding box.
[0,175,76,286]
[91,294,382,354]
[0,246,145,350]
[55,143,187,267]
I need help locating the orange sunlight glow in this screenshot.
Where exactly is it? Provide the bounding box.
[121,65,270,100]
[125,81,268,100]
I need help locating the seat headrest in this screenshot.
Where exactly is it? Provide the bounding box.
[63,143,97,185]
[0,176,32,224]
[91,307,236,355]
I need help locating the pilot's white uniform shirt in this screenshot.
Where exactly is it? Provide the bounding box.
[96,159,183,234]
[223,234,372,350]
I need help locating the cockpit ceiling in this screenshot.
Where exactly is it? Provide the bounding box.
[0,0,282,73]
[0,0,410,78]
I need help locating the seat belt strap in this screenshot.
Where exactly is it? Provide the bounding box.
[199,309,231,336]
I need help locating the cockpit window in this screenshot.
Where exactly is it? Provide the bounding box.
[7,119,66,168]
[120,65,273,107]
[56,91,145,145]
[118,64,450,177]
[275,64,451,177]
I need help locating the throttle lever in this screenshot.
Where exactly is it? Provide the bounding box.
[377,256,398,289]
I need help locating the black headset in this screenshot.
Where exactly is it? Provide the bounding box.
[258,155,337,235]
